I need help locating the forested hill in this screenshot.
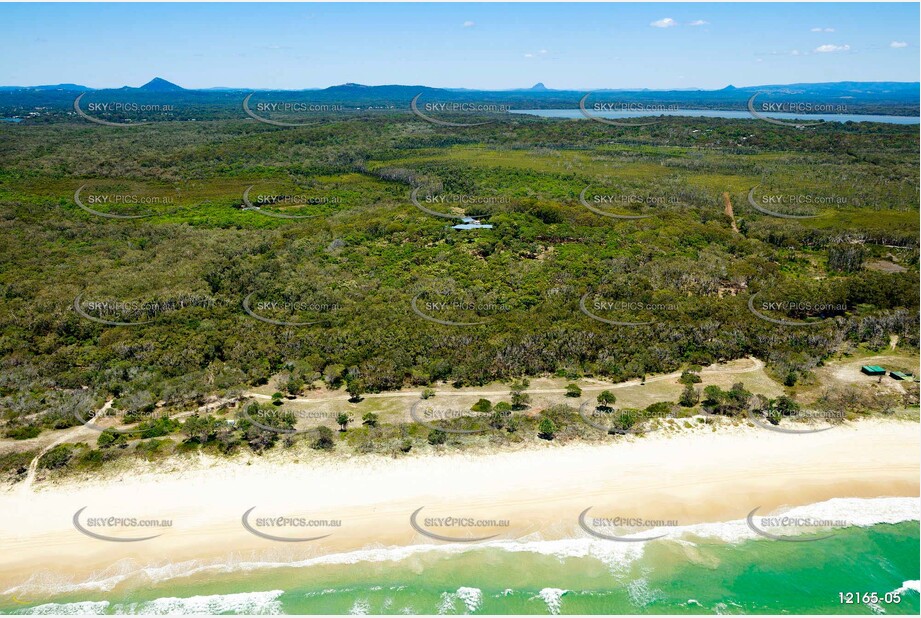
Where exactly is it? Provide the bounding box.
[1,80,918,118]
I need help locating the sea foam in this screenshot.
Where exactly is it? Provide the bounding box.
[7,497,918,600]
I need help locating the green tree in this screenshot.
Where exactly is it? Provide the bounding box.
[565,383,582,398]
[427,429,447,445]
[346,378,364,403]
[285,374,305,396]
[679,383,700,407]
[336,412,352,431]
[362,412,378,427]
[597,390,616,409]
[538,417,556,440]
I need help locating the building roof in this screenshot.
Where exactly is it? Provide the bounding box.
[862,365,886,372]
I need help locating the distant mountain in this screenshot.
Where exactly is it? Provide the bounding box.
[137,77,184,92]
[0,80,916,97]
[1,80,916,118]
[0,83,88,92]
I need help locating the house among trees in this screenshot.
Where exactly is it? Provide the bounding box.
[861,365,886,376]
[452,217,493,230]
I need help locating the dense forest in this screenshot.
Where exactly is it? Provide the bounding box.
[0,100,918,452]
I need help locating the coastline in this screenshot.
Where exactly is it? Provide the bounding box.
[1,418,918,600]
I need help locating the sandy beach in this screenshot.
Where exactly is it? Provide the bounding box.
[1,419,918,597]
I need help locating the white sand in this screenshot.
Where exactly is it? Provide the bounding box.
[1,419,918,594]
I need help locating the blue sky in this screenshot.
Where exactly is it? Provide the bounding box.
[1,3,918,89]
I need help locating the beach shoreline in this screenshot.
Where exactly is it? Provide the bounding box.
[2,419,918,599]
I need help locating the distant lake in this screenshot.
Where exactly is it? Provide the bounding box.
[510,109,920,125]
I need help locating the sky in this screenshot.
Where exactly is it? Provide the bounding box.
[1,2,918,90]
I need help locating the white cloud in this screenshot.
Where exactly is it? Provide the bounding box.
[523,53,533,58]
[814,44,850,53]
[689,20,709,26]
[523,49,548,59]
[890,41,908,48]
[791,49,801,56]
[462,21,475,28]
[650,17,678,28]
[811,27,835,32]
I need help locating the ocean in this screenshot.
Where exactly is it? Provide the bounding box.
[3,498,918,615]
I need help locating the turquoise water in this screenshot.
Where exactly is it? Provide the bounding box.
[3,512,919,614]
[510,109,921,125]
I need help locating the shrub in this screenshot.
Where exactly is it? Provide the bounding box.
[471,398,492,413]
[538,417,556,440]
[38,444,75,470]
[5,425,42,440]
[313,426,335,450]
